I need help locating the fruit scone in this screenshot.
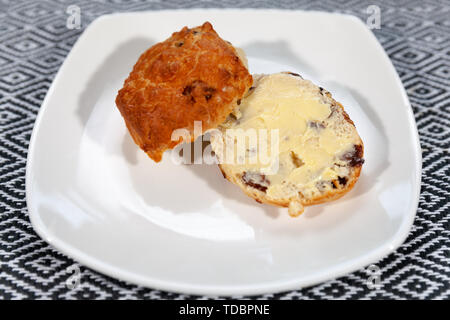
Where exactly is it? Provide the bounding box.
[116,22,252,162]
[211,72,364,217]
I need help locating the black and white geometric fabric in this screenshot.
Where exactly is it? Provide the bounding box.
[0,0,449,300]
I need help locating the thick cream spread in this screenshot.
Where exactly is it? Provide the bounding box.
[212,73,362,216]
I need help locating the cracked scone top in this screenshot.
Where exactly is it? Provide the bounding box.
[116,22,252,162]
[211,72,364,217]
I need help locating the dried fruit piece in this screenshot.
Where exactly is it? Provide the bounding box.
[241,172,270,193]
[290,151,305,168]
[341,144,364,167]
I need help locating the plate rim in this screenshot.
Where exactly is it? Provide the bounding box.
[25,9,422,296]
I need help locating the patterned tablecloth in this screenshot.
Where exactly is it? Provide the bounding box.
[0,0,448,300]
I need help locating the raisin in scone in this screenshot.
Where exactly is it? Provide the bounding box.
[210,72,364,217]
[116,22,252,162]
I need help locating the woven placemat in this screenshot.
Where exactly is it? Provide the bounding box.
[0,0,448,299]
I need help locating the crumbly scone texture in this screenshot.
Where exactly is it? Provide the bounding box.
[115,22,253,162]
[211,72,364,217]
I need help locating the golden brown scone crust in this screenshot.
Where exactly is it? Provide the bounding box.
[218,158,362,212]
[116,22,253,162]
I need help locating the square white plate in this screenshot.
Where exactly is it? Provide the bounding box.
[26,9,421,296]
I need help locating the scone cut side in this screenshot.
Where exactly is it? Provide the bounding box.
[211,72,364,217]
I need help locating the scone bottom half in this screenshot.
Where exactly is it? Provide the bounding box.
[115,22,253,162]
[211,72,365,217]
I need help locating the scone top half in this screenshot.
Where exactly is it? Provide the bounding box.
[116,22,253,162]
[211,72,364,217]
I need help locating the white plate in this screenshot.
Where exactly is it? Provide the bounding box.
[26,9,421,296]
